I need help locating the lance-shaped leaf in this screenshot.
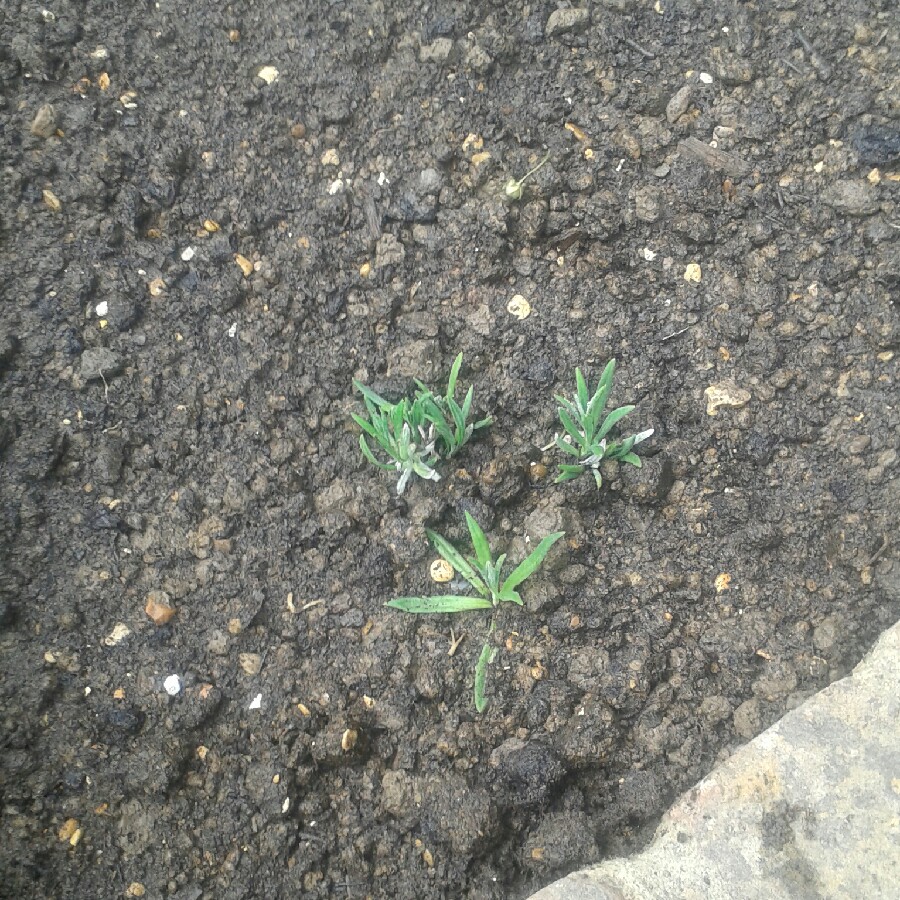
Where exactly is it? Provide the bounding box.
[426,529,489,597]
[501,531,565,593]
[474,642,493,713]
[386,596,493,613]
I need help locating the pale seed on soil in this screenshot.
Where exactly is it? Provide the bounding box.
[103,623,131,646]
[235,254,253,277]
[98,72,110,91]
[126,884,146,897]
[228,29,240,42]
[430,558,454,582]
[341,728,358,751]
[507,295,531,319]
[290,123,306,139]
[203,218,219,232]
[58,819,79,842]
[42,189,61,212]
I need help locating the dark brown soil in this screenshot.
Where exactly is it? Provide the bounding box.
[1,1,898,898]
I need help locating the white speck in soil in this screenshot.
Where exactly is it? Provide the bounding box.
[163,675,182,696]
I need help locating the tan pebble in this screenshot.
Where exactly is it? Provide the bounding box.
[30,104,57,138]
[704,380,751,416]
[196,745,209,760]
[42,188,62,212]
[290,122,306,139]
[584,147,594,160]
[683,262,702,282]
[228,618,243,635]
[470,150,491,167]
[430,558,454,583]
[103,623,132,647]
[362,695,375,709]
[145,590,176,626]
[58,819,79,842]
[239,652,262,676]
[272,773,280,784]
[113,687,126,700]
[359,261,371,278]
[530,663,545,680]
[529,462,548,481]
[234,253,253,277]
[507,294,531,319]
[564,122,587,141]
[296,235,310,249]
[341,728,358,751]
[97,72,110,91]
[228,29,240,42]
[69,828,83,847]
[422,848,435,868]
[531,847,545,860]
[297,702,311,716]
[321,148,340,166]
[119,91,137,108]
[462,133,483,152]
[203,218,219,233]
[715,573,732,593]
[126,884,146,898]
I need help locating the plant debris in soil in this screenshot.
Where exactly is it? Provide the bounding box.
[1,1,898,899]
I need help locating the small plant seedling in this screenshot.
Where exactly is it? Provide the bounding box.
[553,359,653,489]
[352,354,491,495]
[504,151,550,201]
[387,512,564,711]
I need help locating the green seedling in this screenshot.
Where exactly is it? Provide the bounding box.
[504,152,550,200]
[352,354,491,495]
[387,512,564,711]
[553,359,653,489]
[414,353,492,459]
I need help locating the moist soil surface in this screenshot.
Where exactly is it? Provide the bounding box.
[1,2,898,898]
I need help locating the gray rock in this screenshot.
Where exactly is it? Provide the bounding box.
[822,180,880,216]
[634,186,663,223]
[418,167,444,195]
[665,85,692,124]
[732,697,763,738]
[30,103,57,138]
[529,620,900,900]
[465,43,493,74]
[419,38,455,63]
[80,347,123,381]
[374,232,406,268]
[546,8,590,37]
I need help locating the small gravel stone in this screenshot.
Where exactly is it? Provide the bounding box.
[30,103,57,138]
[822,180,880,216]
[80,347,123,381]
[733,697,763,738]
[418,167,444,195]
[163,674,182,696]
[145,590,176,626]
[666,85,692,123]
[546,8,590,37]
[419,38,455,63]
[239,652,263,676]
[705,380,751,415]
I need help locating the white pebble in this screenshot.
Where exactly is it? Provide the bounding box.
[181,246,195,261]
[257,66,279,84]
[163,674,182,696]
[249,693,262,710]
[282,797,290,813]
[642,247,657,261]
[227,322,237,338]
[95,301,108,317]
[699,72,713,84]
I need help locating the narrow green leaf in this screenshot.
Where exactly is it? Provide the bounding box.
[554,468,582,483]
[464,512,492,568]
[350,412,380,440]
[473,416,492,431]
[557,407,584,445]
[501,531,565,593]
[460,384,474,423]
[426,530,489,597]
[474,642,492,712]
[498,588,523,605]
[621,452,642,467]
[633,428,654,445]
[592,468,603,489]
[597,405,635,440]
[555,395,582,423]
[575,368,589,412]
[555,435,583,457]
[359,435,395,470]
[447,353,463,400]
[427,412,455,452]
[386,595,493,613]
[354,381,393,410]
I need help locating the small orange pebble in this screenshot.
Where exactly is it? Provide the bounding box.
[715,573,732,593]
